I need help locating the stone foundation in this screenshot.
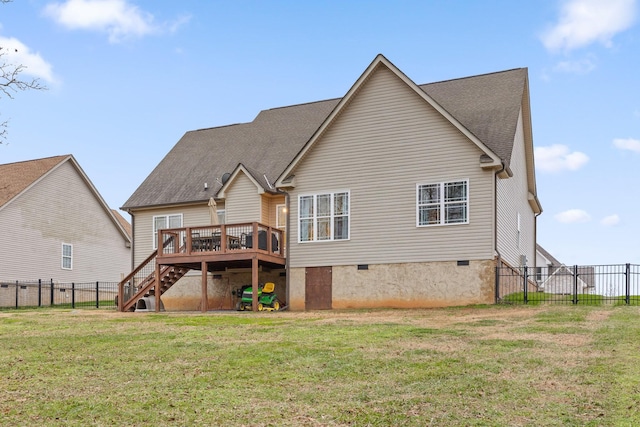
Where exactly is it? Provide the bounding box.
[289,260,496,310]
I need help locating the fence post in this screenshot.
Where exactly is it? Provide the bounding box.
[71,283,75,309]
[15,280,19,308]
[626,263,631,305]
[38,279,42,307]
[96,282,100,309]
[523,267,528,305]
[50,279,54,306]
[572,265,578,305]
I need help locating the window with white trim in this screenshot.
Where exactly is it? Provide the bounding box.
[417,180,468,226]
[153,214,183,249]
[276,204,286,229]
[299,191,349,242]
[62,243,73,270]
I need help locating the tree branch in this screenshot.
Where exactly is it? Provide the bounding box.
[0,45,47,143]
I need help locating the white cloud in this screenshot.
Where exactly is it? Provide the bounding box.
[601,214,620,226]
[553,56,596,74]
[168,14,192,34]
[613,137,640,152]
[43,0,157,43]
[555,209,591,224]
[535,144,589,172]
[541,0,637,52]
[0,37,56,83]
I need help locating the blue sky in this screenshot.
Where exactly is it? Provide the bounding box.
[1,0,639,265]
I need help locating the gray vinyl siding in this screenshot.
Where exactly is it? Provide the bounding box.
[0,161,130,282]
[132,203,212,266]
[225,173,262,224]
[288,65,495,268]
[496,110,536,267]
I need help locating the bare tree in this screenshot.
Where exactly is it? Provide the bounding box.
[1,0,46,143]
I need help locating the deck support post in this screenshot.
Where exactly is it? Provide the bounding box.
[155,261,161,312]
[252,256,259,311]
[118,280,124,312]
[201,261,208,313]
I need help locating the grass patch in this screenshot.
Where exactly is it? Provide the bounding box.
[613,295,640,306]
[1,306,639,426]
[502,291,608,306]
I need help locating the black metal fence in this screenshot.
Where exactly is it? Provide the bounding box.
[0,280,119,309]
[496,264,640,305]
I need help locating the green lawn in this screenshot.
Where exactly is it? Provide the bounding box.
[501,292,640,306]
[1,306,640,426]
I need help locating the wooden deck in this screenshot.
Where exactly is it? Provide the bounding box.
[118,223,285,312]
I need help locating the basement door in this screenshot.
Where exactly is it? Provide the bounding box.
[305,266,332,310]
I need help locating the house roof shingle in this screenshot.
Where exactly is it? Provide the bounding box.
[0,155,69,208]
[419,68,527,167]
[111,209,132,239]
[122,99,340,209]
[122,62,529,210]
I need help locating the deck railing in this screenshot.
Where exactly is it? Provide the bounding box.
[158,222,284,257]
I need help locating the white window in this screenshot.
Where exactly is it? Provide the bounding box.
[217,209,226,224]
[299,191,349,242]
[153,214,183,249]
[417,180,468,226]
[276,204,286,229]
[62,243,73,270]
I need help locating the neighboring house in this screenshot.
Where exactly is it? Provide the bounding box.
[0,155,132,284]
[121,54,542,311]
[536,244,594,294]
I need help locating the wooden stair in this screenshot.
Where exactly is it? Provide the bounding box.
[124,266,190,312]
[117,245,190,312]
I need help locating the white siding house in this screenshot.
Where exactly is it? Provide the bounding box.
[0,155,131,283]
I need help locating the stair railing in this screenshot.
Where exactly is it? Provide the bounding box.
[117,235,176,312]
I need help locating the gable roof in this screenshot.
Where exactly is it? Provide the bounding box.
[216,163,274,199]
[536,244,594,289]
[277,54,525,186]
[0,155,132,244]
[0,155,69,208]
[536,244,562,266]
[123,55,534,211]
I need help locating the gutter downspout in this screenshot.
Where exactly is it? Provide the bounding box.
[533,210,542,290]
[127,210,135,272]
[275,188,291,309]
[494,163,506,265]
[494,163,505,303]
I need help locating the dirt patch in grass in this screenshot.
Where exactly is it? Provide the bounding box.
[1,305,635,426]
